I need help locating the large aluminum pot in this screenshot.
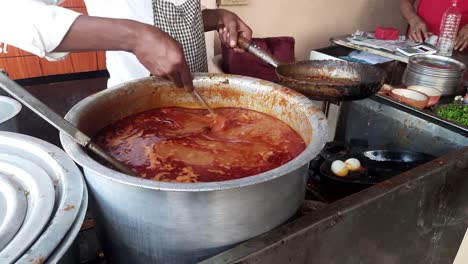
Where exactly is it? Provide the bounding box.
[60,74,328,264]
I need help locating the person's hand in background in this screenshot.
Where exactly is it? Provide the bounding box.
[408,15,430,43]
[455,24,468,51]
[202,9,253,52]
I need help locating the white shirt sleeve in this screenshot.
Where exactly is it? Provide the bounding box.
[0,0,82,61]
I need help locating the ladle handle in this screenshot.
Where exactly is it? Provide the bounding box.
[0,73,136,176]
[238,36,281,68]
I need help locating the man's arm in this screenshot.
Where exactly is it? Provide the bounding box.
[400,0,418,24]
[0,1,193,89]
[53,16,137,53]
[400,0,429,42]
[54,16,192,89]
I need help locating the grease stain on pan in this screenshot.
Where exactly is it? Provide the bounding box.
[63,205,76,211]
[30,256,44,264]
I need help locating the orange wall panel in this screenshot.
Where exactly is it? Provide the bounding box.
[69,52,99,72]
[39,52,98,76]
[0,57,43,79]
[97,51,106,70]
[60,0,85,8]
[68,7,88,15]
[0,44,35,58]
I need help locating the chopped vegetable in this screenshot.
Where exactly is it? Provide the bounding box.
[437,104,468,126]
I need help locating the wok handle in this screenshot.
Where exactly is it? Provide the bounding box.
[238,36,281,68]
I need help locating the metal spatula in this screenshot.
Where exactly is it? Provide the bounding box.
[0,73,136,176]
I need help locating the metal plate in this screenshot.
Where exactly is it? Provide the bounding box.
[0,132,85,264]
[43,185,88,264]
[0,154,55,263]
[0,173,27,251]
[410,54,466,72]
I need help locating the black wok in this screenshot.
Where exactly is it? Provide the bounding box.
[238,36,387,101]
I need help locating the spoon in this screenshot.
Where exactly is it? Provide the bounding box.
[190,87,217,116]
[185,84,227,131]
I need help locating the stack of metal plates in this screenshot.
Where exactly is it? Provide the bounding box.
[403,54,466,95]
[0,132,87,264]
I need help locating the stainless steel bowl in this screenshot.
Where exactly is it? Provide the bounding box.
[403,54,466,95]
[60,74,328,264]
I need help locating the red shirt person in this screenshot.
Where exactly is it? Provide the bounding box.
[400,0,468,51]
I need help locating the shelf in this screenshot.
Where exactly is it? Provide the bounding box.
[371,94,468,137]
[331,35,409,63]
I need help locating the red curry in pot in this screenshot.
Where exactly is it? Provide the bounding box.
[94,107,306,183]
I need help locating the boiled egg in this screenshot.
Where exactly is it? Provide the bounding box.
[345,158,361,171]
[331,160,349,177]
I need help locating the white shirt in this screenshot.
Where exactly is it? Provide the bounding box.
[0,0,196,87]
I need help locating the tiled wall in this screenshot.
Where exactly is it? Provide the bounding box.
[0,0,106,79]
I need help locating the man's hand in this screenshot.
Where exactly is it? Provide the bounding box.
[202,9,252,52]
[408,15,430,43]
[131,24,193,90]
[455,25,468,51]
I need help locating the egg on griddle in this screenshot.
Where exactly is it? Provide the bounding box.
[345,158,361,171]
[331,160,349,177]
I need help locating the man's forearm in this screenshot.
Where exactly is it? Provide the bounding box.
[202,9,221,32]
[400,0,419,23]
[53,15,143,53]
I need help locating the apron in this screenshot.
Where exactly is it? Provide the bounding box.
[152,0,208,73]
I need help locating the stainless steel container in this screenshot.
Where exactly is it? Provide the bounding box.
[0,96,21,132]
[60,74,328,264]
[403,54,466,95]
[0,132,87,264]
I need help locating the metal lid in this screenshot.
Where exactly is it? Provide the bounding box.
[0,96,21,124]
[0,154,56,263]
[0,173,27,251]
[0,132,85,264]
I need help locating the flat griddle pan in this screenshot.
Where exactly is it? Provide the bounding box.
[238,36,386,101]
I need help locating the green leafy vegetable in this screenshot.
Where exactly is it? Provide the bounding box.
[437,104,468,126]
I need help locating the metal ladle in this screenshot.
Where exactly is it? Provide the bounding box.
[191,88,217,116]
[0,73,136,176]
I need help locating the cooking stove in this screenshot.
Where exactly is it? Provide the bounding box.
[7,73,465,264]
